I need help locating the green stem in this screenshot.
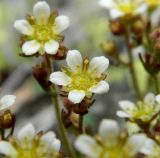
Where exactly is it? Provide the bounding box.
[44,54,76,158]
[153,75,159,94]
[50,87,76,158]
[125,30,141,100]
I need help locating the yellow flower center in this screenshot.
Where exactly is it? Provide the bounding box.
[12,139,59,158]
[27,14,62,44]
[70,71,98,91]
[99,142,126,158]
[63,60,104,96]
[32,24,58,43]
[100,148,124,158]
[118,3,136,14]
[129,101,158,121]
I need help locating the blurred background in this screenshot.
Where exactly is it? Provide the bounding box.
[0,0,152,134]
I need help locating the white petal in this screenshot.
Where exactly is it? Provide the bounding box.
[50,139,61,152]
[140,138,155,156]
[75,135,101,158]
[49,72,71,86]
[89,80,109,94]
[155,94,160,104]
[126,122,140,136]
[68,90,85,104]
[45,40,59,55]
[66,50,82,72]
[22,40,40,55]
[88,56,109,76]
[0,141,17,158]
[126,134,147,156]
[98,119,119,146]
[99,0,115,9]
[135,4,148,14]
[33,1,50,24]
[18,123,35,142]
[109,9,124,19]
[119,101,135,111]
[116,110,131,118]
[14,20,34,35]
[55,15,69,33]
[40,131,56,147]
[144,93,155,105]
[0,95,16,111]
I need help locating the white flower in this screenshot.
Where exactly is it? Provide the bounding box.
[0,95,16,111]
[75,119,148,158]
[50,50,109,104]
[99,0,147,19]
[0,123,61,158]
[14,1,69,56]
[117,93,160,122]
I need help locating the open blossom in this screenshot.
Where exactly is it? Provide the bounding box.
[14,1,69,56]
[75,119,149,158]
[117,93,160,122]
[98,0,147,19]
[0,123,61,158]
[49,50,109,104]
[0,95,16,112]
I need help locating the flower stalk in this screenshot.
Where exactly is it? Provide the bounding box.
[44,54,76,158]
[78,115,85,134]
[125,29,141,99]
[50,86,76,158]
[153,75,160,94]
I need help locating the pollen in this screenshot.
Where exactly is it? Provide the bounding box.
[32,23,57,43]
[66,70,99,92]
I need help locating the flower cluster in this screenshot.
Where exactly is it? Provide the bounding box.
[0,0,159,158]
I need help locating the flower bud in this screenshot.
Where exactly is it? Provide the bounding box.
[63,96,95,115]
[0,110,16,129]
[32,64,50,91]
[132,19,144,35]
[110,20,125,36]
[100,41,117,56]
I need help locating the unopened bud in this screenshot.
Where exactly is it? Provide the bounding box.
[70,112,79,127]
[0,110,16,129]
[110,20,125,36]
[132,19,144,34]
[101,41,117,56]
[33,64,49,91]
